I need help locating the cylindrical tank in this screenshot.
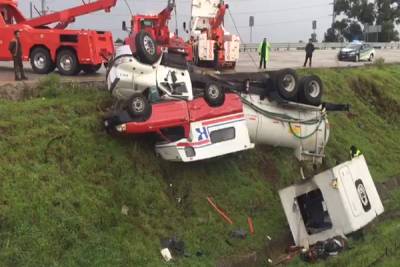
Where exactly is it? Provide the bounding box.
[242,94,330,162]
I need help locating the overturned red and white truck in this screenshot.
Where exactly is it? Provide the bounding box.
[104,45,348,163]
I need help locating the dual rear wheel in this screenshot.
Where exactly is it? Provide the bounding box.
[270,69,323,106]
[30,47,102,75]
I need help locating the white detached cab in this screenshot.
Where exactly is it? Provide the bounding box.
[279,155,384,248]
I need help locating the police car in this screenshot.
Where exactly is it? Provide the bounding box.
[338,42,375,62]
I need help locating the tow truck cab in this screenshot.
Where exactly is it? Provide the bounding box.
[279,155,384,248]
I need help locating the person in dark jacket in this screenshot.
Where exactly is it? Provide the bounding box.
[304,39,315,68]
[8,30,27,81]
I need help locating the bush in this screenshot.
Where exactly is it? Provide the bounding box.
[38,74,62,98]
[373,57,385,68]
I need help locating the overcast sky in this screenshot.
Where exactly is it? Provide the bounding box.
[18,0,334,43]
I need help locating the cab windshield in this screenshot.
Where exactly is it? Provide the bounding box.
[346,44,362,50]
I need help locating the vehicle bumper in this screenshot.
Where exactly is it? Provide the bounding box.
[155,139,255,162]
[338,54,357,61]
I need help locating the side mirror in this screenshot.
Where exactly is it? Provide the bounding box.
[122,21,127,32]
[183,22,187,31]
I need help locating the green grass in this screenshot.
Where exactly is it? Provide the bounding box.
[0,65,399,266]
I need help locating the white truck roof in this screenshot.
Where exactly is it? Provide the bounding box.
[279,155,384,247]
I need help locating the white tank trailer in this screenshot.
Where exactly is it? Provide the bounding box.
[242,94,329,163]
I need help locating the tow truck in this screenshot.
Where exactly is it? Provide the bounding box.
[120,0,238,69]
[122,0,192,64]
[0,0,116,75]
[187,0,240,69]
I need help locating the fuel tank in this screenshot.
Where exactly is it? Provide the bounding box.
[242,94,329,162]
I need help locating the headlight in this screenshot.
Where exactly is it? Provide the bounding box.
[116,124,127,132]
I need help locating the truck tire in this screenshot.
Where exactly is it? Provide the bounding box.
[135,31,160,65]
[127,94,152,121]
[30,47,54,74]
[204,83,225,107]
[298,75,323,106]
[81,64,102,74]
[57,49,80,76]
[272,68,299,100]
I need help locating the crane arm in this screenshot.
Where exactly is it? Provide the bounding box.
[157,0,175,28]
[22,0,117,29]
[210,3,227,31]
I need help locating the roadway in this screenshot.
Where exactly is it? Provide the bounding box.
[1,49,400,85]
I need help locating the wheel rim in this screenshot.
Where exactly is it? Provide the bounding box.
[60,54,74,71]
[207,85,220,99]
[308,80,320,98]
[132,97,145,113]
[282,74,296,92]
[143,36,156,55]
[33,52,47,70]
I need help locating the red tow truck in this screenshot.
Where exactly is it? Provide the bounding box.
[122,0,192,64]
[0,0,116,75]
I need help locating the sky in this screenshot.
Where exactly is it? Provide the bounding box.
[18,0,334,43]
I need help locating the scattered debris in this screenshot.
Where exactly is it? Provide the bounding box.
[247,217,255,235]
[207,197,234,225]
[160,236,185,257]
[230,229,247,240]
[160,248,172,262]
[121,205,129,216]
[300,236,347,263]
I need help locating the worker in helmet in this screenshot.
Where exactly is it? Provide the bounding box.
[350,145,362,159]
[258,38,271,70]
[8,30,27,81]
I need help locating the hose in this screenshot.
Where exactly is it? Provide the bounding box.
[289,120,323,140]
[238,93,325,125]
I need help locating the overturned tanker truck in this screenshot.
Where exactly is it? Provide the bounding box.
[104,46,348,162]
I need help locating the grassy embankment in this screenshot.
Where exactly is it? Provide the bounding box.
[0,65,399,266]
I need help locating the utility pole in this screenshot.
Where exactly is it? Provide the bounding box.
[30,1,33,18]
[331,0,336,25]
[41,0,46,16]
[249,16,254,43]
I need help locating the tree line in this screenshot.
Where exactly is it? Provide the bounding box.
[324,0,400,42]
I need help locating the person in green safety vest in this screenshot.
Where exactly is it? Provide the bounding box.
[258,38,271,70]
[350,145,362,159]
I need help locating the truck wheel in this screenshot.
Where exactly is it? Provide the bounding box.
[272,68,298,100]
[127,94,152,121]
[204,83,225,107]
[298,75,323,106]
[57,49,80,75]
[30,47,54,74]
[81,64,102,74]
[135,31,160,65]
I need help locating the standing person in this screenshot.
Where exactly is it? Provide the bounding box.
[8,30,27,81]
[304,39,315,68]
[258,38,271,70]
